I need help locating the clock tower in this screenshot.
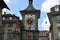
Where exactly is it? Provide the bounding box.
[20,0,40,40]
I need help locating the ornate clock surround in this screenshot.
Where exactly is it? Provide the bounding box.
[20,10,40,30]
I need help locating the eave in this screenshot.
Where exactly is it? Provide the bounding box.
[0,0,10,10]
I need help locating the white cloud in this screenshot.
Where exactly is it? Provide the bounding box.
[41,0,60,31]
[42,17,50,31]
[41,0,60,13]
[4,0,11,4]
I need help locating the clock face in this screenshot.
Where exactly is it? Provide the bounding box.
[25,14,35,28]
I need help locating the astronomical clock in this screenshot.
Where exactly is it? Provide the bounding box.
[24,14,35,30]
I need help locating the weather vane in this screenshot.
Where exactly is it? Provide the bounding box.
[29,0,33,2]
[29,0,33,4]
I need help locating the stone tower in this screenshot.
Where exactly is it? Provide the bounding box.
[20,0,40,40]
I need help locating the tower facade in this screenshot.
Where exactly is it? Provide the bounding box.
[20,0,40,40]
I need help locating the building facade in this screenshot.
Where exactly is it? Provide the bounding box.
[48,5,60,40]
[0,0,9,40]
[2,14,22,40]
[39,31,49,40]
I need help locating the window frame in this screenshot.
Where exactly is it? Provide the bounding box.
[55,16,60,21]
[8,22,13,27]
[58,32,60,38]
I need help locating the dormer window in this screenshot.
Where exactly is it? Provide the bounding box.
[3,17,5,20]
[55,5,59,11]
[10,17,12,20]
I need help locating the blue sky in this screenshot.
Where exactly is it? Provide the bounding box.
[3,0,59,31]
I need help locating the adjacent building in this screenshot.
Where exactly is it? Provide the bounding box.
[0,0,9,40]
[47,5,60,40]
[39,31,49,40]
[2,14,22,40]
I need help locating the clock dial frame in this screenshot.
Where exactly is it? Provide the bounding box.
[25,14,35,28]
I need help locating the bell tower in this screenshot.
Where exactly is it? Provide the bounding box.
[20,0,40,40]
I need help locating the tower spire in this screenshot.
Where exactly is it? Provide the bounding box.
[29,0,33,4]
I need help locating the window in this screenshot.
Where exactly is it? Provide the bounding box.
[57,23,60,27]
[15,24,18,29]
[55,16,60,20]
[8,23,13,27]
[3,30,5,34]
[7,33,13,40]
[10,17,12,20]
[2,23,6,27]
[8,29,12,33]
[13,34,16,39]
[3,17,5,20]
[58,32,60,38]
